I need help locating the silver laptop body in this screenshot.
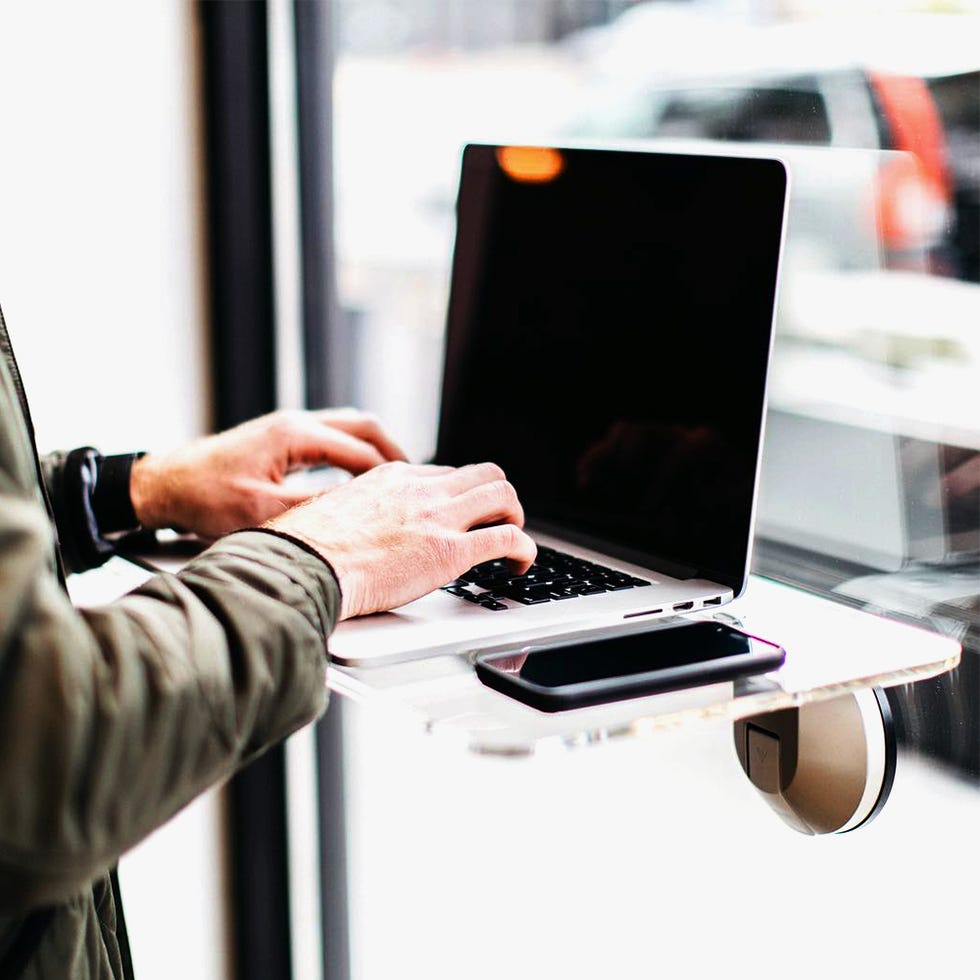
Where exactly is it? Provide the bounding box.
[330,144,788,668]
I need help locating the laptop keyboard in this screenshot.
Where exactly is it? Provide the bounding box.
[440,545,650,611]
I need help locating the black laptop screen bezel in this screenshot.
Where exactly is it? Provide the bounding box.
[434,143,788,596]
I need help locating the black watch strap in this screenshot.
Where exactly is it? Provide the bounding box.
[92,452,145,534]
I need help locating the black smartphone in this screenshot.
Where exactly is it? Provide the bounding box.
[473,621,786,712]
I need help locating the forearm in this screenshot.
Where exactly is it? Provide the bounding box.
[0,499,339,913]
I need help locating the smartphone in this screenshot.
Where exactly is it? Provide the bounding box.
[473,621,786,712]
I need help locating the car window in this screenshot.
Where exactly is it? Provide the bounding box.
[655,85,832,144]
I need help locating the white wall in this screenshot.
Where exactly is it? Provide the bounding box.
[345,701,980,980]
[0,0,210,454]
[0,3,227,978]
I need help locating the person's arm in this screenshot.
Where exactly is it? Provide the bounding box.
[127,408,412,539]
[0,485,339,913]
[41,407,411,576]
[1,448,534,914]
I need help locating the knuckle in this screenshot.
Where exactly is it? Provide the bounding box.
[416,500,439,522]
[500,523,520,549]
[337,406,378,429]
[482,480,520,516]
[389,470,429,505]
[498,479,519,505]
[269,408,300,436]
[430,532,462,570]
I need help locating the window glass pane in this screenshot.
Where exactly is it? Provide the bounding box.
[330,9,980,974]
[332,3,980,607]
[655,86,831,144]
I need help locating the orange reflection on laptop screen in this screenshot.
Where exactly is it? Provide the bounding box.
[495,145,565,184]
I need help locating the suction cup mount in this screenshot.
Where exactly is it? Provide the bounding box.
[734,688,896,835]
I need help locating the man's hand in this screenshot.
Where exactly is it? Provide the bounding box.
[130,409,407,539]
[265,461,537,619]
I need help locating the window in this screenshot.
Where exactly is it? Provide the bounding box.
[657,85,832,144]
[326,6,980,978]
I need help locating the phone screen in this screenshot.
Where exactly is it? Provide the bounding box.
[474,621,785,710]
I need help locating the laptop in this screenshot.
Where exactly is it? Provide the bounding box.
[329,143,788,668]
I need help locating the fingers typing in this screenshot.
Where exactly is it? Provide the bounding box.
[314,408,409,462]
[287,421,388,474]
[441,461,507,495]
[464,523,537,575]
[450,479,525,530]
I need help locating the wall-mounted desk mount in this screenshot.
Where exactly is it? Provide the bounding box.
[117,548,958,836]
[326,576,956,834]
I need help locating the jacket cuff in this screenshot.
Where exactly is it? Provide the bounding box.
[217,529,343,641]
[43,448,146,575]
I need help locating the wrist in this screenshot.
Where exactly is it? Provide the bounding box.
[263,515,361,619]
[254,523,356,618]
[129,453,166,530]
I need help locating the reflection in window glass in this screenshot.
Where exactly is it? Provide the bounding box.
[926,71,980,281]
[329,8,980,974]
[656,86,831,144]
[332,3,979,595]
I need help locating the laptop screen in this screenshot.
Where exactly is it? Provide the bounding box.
[435,144,787,594]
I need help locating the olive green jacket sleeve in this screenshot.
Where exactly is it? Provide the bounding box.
[1,438,340,914]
